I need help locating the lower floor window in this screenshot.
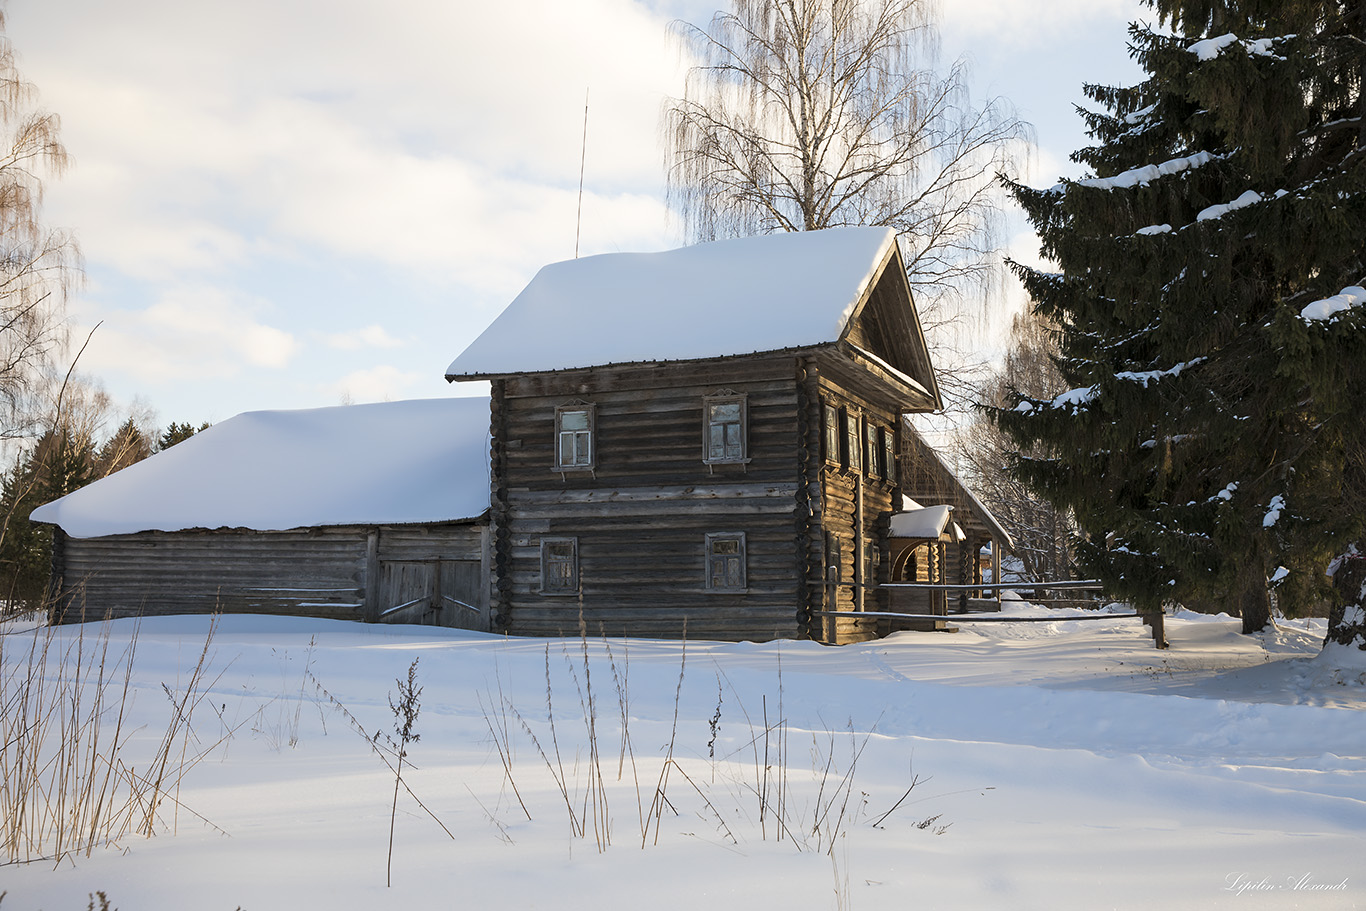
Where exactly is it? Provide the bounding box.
[541,537,579,594]
[706,532,747,591]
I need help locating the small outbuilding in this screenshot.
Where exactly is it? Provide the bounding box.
[33,397,493,628]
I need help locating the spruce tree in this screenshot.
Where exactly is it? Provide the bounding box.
[0,425,96,610]
[996,0,1366,638]
[157,420,209,451]
[96,418,153,477]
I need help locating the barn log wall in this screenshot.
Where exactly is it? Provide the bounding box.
[51,523,485,626]
[496,357,804,640]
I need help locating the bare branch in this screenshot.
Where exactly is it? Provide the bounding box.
[663,0,1031,413]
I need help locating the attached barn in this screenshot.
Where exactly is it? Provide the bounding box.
[32,397,492,628]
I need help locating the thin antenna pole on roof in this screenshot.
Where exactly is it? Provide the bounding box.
[575,88,589,259]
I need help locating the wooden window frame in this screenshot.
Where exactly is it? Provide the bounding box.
[540,537,579,595]
[843,407,862,473]
[702,393,748,465]
[882,426,897,483]
[865,421,880,478]
[705,532,747,593]
[823,402,840,465]
[553,404,596,471]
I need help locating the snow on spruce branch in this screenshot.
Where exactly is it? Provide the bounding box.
[1263,495,1287,528]
[1060,151,1221,193]
[1014,386,1094,413]
[1299,285,1366,322]
[1196,189,1287,222]
[1188,33,1295,63]
[1115,358,1206,386]
[1132,188,1287,235]
[1015,359,1204,414]
[1124,104,1156,126]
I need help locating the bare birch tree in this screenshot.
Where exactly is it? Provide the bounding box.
[664,0,1029,399]
[0,8,78,441]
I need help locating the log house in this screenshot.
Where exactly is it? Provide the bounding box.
[445,227,1003,643]
[34,229,1009,644]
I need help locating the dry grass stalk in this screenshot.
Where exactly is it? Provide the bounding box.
[304,665,454,842]
[0,610,227,866]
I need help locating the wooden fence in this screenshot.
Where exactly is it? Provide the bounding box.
[818,579,1169,648]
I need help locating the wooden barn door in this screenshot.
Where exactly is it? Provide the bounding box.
[379,561,437,624]
[439,560,487,631]
[378,559,488,631]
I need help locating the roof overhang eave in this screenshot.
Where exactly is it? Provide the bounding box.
[445,344,835,383]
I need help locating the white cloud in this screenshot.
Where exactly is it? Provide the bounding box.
[21,0,684,296]
[325,365,423,405]
[74,284,298,382]
[324,325,405,351]
[940,0,1144,48]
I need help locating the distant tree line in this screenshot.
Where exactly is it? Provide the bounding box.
[0,387,208,610]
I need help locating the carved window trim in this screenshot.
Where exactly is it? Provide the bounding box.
[881,425,898,483]
[823,402,840,465]
[865,421,880,478]
[844,407,862,473]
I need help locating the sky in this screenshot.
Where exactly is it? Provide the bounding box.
[6,0,1148,432]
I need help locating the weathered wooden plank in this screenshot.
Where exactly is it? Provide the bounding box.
[502,356,802,398]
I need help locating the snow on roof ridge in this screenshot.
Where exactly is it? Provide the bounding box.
[445,227,898,378]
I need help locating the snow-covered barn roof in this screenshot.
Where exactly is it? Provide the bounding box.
[445,227,904,379]
[31,397,492,538]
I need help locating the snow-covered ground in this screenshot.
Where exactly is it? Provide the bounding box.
[3,601,1363,910]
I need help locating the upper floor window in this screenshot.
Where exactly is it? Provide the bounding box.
[541,537,579,594]
[823,403,840,464]
[703,394,747,464]
[555,404,595,470]
[706,532,747,592]
[882,426,897,483]
[865,421,880,477]
[844,408,862,473]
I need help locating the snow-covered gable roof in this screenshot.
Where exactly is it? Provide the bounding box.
[31,397,491,538]
[446,227,905,379]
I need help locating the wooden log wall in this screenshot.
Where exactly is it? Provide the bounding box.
[808,355,906,644]
[796,357,824,641]
[51,523,485,626]
[496,358,804,641]
[490,379,513,632]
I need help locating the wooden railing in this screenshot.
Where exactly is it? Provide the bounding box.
[820,579,1169,648]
